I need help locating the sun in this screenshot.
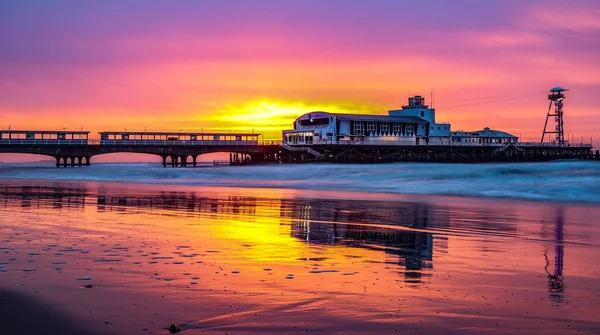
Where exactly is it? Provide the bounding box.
[206,99,377,138]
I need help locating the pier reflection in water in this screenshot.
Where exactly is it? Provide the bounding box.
[0,183,598,335]
[284,200,445,284]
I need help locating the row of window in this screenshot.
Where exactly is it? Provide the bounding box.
[454,138,516,144]
[352,122,415,135]
[0,133,87,140]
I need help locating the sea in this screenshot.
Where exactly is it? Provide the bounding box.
[1,160,599,334]
[1,160,599,203]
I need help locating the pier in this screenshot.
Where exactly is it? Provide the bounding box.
[279,142,598,163]
[0,129,597,166]
[0,130,281,167]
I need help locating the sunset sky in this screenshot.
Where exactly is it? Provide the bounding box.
[1,0,599,143]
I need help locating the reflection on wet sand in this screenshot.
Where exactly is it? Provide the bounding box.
[0,185,578,295]
[544,208,565,304]
[1,183,599,335]
[284,201,445,284]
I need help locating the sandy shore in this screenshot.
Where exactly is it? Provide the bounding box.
[1,179,599,335]
[0,289,104,335]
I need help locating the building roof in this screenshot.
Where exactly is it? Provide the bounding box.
[0,130,90,134]
[474,128,517,138]
[99,132,259,136]
[452,127,517,138]
[314,112,427,123]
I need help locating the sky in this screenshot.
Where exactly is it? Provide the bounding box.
[1,0,599,145]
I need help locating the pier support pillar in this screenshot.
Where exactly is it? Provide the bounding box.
[62,157,68,167]
[55,156,61,168]
[85,156,91,166]
[161,155,167,167]
[192,156,197,167]
[171,155,177,167]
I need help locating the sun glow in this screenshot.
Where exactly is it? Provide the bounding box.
[207,99,379,139]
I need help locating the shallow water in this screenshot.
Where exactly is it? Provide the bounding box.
[1,160,600,202]
[1,181,599,334]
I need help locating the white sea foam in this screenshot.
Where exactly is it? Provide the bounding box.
[1,161,599,203]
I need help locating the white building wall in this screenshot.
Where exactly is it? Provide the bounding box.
[291,112,338,143]
[389,108,436,124]
[430,123,451,137]
[339,120,350,135]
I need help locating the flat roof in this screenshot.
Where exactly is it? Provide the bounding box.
[0,130,90,134]
[338,114,426,123]
[99,132,260,136]
[304,113,427,123]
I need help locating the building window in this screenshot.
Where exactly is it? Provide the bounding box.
[393,123,401,133]
[353,122,364,135]
[367,122,376,134]
[380,122,389,133]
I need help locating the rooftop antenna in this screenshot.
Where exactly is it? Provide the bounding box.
[430,88,433,108]
[541,87,568,146]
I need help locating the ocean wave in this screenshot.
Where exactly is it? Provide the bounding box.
[0,161,599,203]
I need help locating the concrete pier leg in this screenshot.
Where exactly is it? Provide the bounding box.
[162,156,167,167]
[85,156,91,166]
[171,155,177,167]
[62,157,68,167]
[192,156,197,167]
[55,157,61,168]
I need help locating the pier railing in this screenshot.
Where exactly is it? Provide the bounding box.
[98,140,282,146]
[0,139,89,145]
[0,139,282,146]
[283,140,593,148]
[516,142,592,148]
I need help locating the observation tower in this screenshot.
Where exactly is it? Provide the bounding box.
[541,87,567,145]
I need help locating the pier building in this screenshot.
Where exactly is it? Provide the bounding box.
[99,131,259,145]
[282,95,515,147]
[0,130,89,145]
[450,128,518,145]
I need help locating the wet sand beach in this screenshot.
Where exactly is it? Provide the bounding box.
[0,288,105,335]
[1,179,600,334]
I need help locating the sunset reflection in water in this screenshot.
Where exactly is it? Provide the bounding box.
[0,182,599,335]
